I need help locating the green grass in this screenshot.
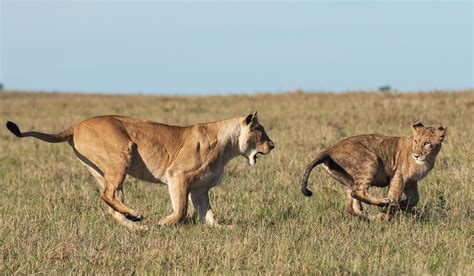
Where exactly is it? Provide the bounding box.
[1,90,473,273]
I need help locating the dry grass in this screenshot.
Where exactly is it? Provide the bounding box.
[0,90,473,274]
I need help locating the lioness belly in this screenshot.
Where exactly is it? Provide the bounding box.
[127,157,168,184]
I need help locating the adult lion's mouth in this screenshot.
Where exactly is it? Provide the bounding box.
[254,151,264,161]
[249,151,265,166]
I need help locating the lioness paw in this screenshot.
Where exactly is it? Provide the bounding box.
[125,213,144,222]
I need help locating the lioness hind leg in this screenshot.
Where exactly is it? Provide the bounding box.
[106,192,148,231]
[72,141,143,222]
[82,163,145,229]
[100,171,143,221]
[158,176,189,226]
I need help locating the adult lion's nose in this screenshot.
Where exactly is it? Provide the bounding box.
[269,141,275,150]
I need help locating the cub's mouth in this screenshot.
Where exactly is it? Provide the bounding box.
[412,155,426,165]
[414,159,426,165]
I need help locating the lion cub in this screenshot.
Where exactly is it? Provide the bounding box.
[301,121,447,220]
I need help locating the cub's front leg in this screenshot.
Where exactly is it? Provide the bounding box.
[376,174,406,221]
[400,181,419,211]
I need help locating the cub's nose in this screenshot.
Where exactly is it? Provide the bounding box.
[269,141,275,150]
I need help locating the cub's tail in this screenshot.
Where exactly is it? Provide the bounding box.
[301,151,330,197]
[6,121,73,143]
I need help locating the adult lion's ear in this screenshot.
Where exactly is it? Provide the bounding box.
[245,113,254,125]
[436,126,447,142]
[244,111,258,125]
[411,120,424,134]
[253,111,258,121]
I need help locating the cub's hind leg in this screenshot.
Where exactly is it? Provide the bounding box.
[321,162,368,220]
[344,189,370,220]
[344,151,393,207]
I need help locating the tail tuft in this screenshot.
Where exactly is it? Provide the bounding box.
[301,151,329,198]
[301,187,313,197]
[6,121,22,137]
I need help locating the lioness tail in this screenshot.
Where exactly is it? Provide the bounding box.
[301,151,329,197]
[6,121,73,143]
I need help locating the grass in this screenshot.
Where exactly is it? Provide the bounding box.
[0,90,473,274]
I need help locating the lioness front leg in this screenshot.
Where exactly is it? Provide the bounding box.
[189,187,220,226]
[159,177,189,226]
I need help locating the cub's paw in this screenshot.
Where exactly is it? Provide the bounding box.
[379,198,399,207]
[376,212,393,221]
[134,225,149,231]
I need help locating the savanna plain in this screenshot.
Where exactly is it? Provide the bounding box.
[1,90,473,274]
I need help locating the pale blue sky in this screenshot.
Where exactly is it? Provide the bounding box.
[1,0,472,94]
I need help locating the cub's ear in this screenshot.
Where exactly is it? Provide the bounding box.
[411,120,424,129]
[244,111,258,125]
[436,126,447,142]
[411,120,424,133]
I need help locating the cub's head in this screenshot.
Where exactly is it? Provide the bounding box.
[411,120,447,165]
[239,112,275,166]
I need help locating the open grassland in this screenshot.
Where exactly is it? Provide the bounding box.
[1,90,473,274]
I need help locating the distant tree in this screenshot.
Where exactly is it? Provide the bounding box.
[0,82,3,90]
[378,85,391,92]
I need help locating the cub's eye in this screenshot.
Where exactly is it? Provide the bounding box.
[422,141,431,147]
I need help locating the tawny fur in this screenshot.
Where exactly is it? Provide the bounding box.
[301,121,447,221]
[6,112,274,230]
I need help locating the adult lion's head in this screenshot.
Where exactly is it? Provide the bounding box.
[239,112,275,166]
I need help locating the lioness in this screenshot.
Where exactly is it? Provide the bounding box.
[6,112,274,229]
[301,121,446,220]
